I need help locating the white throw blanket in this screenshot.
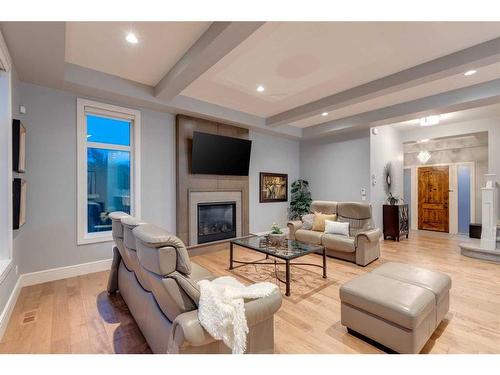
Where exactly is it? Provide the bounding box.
[197,276,277,354]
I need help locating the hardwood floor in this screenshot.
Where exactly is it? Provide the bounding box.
[1,231,499,354]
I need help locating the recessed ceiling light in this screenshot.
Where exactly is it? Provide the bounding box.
[126,32,138,44]
[418,138,430,143]
[464,69,477,76]
[256,85,265,92]
[321,112,329,117]
[419,115,440,127]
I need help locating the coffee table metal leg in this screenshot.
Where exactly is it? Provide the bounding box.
[229,242,234,270]
[285,259,291,296]
[322,248,327,278]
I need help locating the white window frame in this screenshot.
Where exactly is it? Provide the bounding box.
[0,31,13,282]
[77,98,141,245]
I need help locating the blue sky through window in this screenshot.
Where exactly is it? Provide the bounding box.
[87,114,131,146]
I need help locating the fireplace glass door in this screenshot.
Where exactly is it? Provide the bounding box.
[197,202,236,244]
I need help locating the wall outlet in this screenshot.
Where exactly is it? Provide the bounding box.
[361,188,367,201]
[15,265,18,276]
[19,105,26,114]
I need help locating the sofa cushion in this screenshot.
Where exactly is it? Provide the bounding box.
[337,202,374,236]
[133,224,192,275]
[325,220,349,236]
[301,213,315,230]
[322,233,355,253]
[109,211,130,239]
[311,201,337,215]
[340,273,435,330]
[372,262,451,304]
[295,229,323,245]
[312,212,337,232]
[170,262,216,306]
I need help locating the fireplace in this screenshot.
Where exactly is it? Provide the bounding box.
[197,202,237,244]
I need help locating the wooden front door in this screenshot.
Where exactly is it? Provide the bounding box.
[418,166,449,232]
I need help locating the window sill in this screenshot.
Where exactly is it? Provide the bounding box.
[0,259,13,285]
[78,233,113,246]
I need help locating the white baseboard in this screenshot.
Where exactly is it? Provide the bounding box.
[0,276,22,341]
[0,258,112,341]
[20,258,112,287]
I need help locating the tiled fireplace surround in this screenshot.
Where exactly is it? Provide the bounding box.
[176,115,250,247]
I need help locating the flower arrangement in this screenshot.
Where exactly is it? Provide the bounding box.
[271,223,283,235]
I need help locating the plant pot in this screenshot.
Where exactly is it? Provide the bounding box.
[268,233,286,246]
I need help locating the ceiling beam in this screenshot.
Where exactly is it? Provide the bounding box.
[302,78,500,139]
[64,63,302,139]
[154,22,264,101]
[267,37,500,127]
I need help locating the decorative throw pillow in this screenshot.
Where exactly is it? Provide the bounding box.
[301,213,315,230]
[324,220,350,236]
[312,212,337,232]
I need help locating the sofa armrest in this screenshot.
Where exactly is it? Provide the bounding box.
[169,289,282,353]
[354,228,381,266]
[287,220,303,240]
[354,228,382,246]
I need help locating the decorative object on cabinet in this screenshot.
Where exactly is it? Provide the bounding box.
[383,204,409,241]
[12,119,26,173]
[259,172,288,203]
[13,178,27,230]
[383,162,400,205]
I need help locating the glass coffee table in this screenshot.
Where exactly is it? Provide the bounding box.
[230,236,327,296]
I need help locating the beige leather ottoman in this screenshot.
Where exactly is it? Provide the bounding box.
[340,262,451,354]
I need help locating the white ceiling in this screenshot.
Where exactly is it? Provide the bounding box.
[181,22,500,122]
[65,22,210,86]
[4,21,500,139]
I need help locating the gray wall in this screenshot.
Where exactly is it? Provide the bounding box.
[13,83,175,274]
[249,131,300,233]
[300,131,370,203]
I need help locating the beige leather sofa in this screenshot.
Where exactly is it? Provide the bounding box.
[288,201,381,266]
[107,212,282,354]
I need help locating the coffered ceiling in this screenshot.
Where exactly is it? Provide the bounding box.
[3,21,500,139]
[65,22,211,86]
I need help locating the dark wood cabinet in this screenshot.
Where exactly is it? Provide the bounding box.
[383,204,409,241]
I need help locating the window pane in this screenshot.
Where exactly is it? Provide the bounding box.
[86,114,131,146]
[458,165,471,234]
[87,148,130,233]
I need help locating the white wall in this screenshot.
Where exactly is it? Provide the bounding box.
[300,131,370,203]
[370,126,404,228]
[249,131,300,233]
[13,83,176,274]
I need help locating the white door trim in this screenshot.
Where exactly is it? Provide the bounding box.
[406,162,475,233]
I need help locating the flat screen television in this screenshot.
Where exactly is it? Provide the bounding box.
[191,131,252,176]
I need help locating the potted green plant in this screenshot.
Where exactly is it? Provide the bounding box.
[289,179,312,219]
[269,223,286,245]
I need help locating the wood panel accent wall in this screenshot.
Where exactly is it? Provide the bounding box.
[176,115,250,245]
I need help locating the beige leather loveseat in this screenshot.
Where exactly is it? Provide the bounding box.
[107,212,282,354]
[288,201,381,266]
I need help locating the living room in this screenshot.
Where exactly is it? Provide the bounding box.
[1,2,499,372]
